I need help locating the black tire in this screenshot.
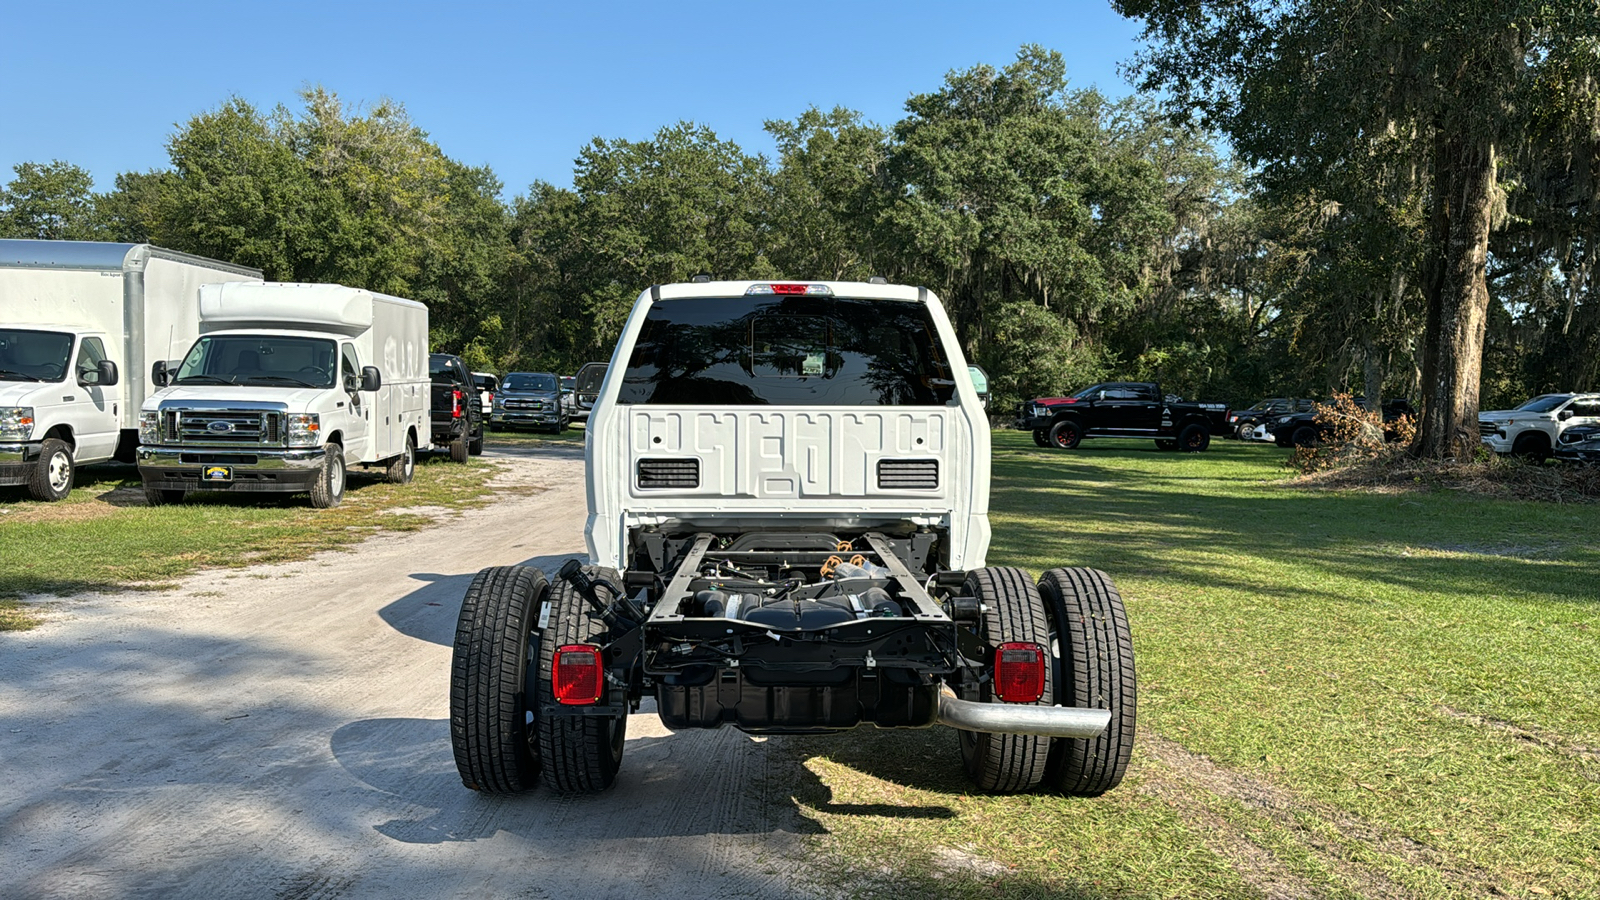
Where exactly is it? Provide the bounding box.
[1155,439,1178,451]
[386,432,416,484]
[449,434,469,463]
[1291,425,1319,448]
[309,444,345,508]
[1048,419,1083,450]
[1511,433,1551,462]
[557,416,569,433]
[1236,423,1253,441]
[537,565,628,793]
[1038,568,1136,796]
[1178,423,1210,452]
[468,429,484,456]
[142,485,185,506]
[450,565,549,793]
[958,566,1054,793]
[27,438,74,502]
[1032,428,1050,448]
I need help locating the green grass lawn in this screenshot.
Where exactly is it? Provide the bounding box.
[789,432,1600,899]
[0,454,503,629]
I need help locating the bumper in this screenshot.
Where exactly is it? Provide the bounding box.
[0,441,41,486]
[1555,447,1600,462]
[1014,415,1051,431]
[1480,434,1513,453]
[137,445,326,493]
[492,409,561,426]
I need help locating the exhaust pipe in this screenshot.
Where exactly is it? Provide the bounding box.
[935,686,1110,738]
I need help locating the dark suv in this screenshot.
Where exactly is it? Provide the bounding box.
[492,371,567,433]
[429,353,484,461]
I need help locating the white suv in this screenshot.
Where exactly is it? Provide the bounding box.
[1480,394,1600,460]
[448,280,1137,799]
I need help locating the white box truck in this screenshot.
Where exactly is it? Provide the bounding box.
[137,282,431,508]
[0,240,262,501]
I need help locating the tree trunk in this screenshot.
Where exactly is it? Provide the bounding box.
[1413,137,1497,459]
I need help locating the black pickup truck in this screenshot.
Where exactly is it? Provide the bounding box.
[429,352,484,462]
[1017,382,1231,452]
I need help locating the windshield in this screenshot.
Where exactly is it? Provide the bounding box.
[175,335,337,388]
[1514,395,1569,413]
[619,297,953,406]
[504,373,557,392]
[0,329,74,383]
[561,376,575,392]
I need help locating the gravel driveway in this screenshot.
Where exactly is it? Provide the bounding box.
[0,448,818,899]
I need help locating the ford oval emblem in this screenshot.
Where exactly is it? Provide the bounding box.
[207,420,235,434]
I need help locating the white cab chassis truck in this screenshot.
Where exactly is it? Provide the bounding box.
[450,280,1137,796]
[0,240,261,501]
[137,282,430,508]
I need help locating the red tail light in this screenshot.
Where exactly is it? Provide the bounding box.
[553,644,604,705]
[993,642,1046,703]
[452,388,463,418]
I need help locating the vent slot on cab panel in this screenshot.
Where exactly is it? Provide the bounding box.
[637,458,700,489]
[877,458,939,490]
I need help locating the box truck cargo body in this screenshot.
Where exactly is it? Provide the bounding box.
[137,282,431,508]
[0,240,262,500]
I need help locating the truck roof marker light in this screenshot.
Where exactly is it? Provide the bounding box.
[746,283,833,296]
[553,644,604,705]
[994,642,1046,703]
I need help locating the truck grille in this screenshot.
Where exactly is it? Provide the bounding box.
[169,410,283,446]
[877,458,939,490]
[505,398,544,410]
[637,458,699,489]
[1479,421,1500,437]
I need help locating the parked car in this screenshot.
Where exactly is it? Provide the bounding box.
[1266,398,1413,447]
[1016,381,1231,452]
[429,353,484,461]
[140,283,431,507]
[1479,393,1600,461]
[1554,424,1600,463]
[1,239,260,501]
[492,371,567,433]
[472,372,500,415]
[1227,398,1312,440]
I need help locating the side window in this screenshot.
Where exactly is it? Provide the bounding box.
[76,337,107,381]
[1133,385,1159,402]
[341,344,360,389]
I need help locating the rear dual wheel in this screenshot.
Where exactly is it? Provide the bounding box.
[957,566,1137,797]
[450,563,628,795]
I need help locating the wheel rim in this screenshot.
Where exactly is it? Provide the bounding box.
[330,454,345,495]
[1186,432,1202,449]
[404,442,415,477]
[48,452,70,491]
[1054,428,1075,447]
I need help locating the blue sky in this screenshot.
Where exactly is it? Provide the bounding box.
[1,1,1148,199]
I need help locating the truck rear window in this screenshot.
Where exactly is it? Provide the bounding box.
[618,297,954,406]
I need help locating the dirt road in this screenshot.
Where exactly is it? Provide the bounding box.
[0,448,818,900]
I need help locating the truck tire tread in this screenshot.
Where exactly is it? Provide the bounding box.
[451,565,547,793]
[1039,567,1136,796]
[536,565,627,793]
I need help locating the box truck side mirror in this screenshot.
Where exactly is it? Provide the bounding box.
[360,366,382,392]
[81,360,119,387]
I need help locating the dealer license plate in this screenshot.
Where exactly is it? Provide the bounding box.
[202,465,233,483]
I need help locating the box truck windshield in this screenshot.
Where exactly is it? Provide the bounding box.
[0,328,75,382]
[175,335,338,389]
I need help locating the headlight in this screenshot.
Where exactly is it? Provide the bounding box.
[285,413,321,447]
[1032,405,1047,417]
[0,407,35,441]
[1276,415,1294,424]
[493,397,504,409]
[139,411,160,443]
